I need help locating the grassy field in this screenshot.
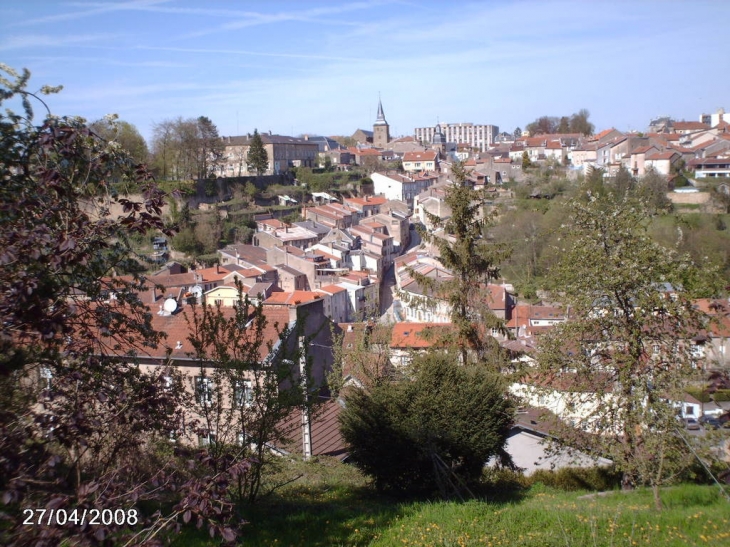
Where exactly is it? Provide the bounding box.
[170,457,730,547]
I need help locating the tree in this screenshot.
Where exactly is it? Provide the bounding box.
[0,65,248,545]
[184,286,331,503]
[525,109,594,136]
[513,127,522,139]
[247,129,269,176]
[407,162,510,366]
[569,108,594,136]
[89,115,149,165]
[197,115,224,179]
[557,116,570,134]
[522,150,532,170]
[339,352,515,496]
[526,116,558,135]
[535,189,714,508]
[150,116,223,181]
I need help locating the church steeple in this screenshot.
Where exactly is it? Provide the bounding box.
[374,98,387,126]
[373,96,390,148]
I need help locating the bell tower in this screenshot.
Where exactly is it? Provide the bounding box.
[373,97,390,149]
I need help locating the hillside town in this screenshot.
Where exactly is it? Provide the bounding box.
[132,99,730,464]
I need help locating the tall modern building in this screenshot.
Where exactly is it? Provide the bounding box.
[373,99,390,149]
[414,122,499,152]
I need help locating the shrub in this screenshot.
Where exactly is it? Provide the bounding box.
[339,354,515,496]
[528,467,621,492]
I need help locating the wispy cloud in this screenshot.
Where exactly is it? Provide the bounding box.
[15,0,169,26]
[137,45,381,64]
[0,33,118,51]
[23,55,190,69]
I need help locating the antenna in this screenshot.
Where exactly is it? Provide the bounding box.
[163,298,178,314]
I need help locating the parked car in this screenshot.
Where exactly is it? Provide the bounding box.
[699,415,721,429]
[685,418,701,430]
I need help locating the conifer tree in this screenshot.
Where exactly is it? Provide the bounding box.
[247,128,269,176]
[407,162,510,366]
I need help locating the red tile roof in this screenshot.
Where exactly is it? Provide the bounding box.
[390,322,451,349]
[264,291,322,306]
[403,150,438,162]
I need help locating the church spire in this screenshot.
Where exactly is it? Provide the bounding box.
[374,96,387,126]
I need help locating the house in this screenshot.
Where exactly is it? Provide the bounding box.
[336,272,380,322]
[644,150,681,176]
[219,133,319,176]
[500,408,613,475]
[122,298,336,450]
[315,284,349,324]
[389,322,452,368]
[360,212,409,251]
[342,195,387,217]
[402,150,438,173]
[253,223,320,250]
[303,203,359,229]
[688,157,730,178]
[371,171,438,207]
[349,223,395,269]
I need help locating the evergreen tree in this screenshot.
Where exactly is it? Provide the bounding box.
[407,162,510,366]
[247,129,269,176]
[340,352,515,496]
[522,150,532,170]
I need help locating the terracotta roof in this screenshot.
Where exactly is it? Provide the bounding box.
[403,150,438,162]
[674,121,710,131]
[390,322,451,349]
[343,195,387,207]
[264,291,322,306]
[117,305,291,362]
[646,151,678,161]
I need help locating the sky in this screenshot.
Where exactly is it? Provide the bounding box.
[2,0,729,144]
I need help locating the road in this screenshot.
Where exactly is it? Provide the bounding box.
[379,223,422,323]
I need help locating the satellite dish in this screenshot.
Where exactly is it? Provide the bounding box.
[163,298,178,314]
[191,285,203,299]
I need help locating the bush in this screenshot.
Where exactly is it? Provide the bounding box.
[339,354,515,496]
[712,389,730,402]
[528,467,621,492]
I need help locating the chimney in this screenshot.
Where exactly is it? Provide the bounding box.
[216,264,220,274]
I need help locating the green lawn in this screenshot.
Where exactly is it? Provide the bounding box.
[170,458,730,547]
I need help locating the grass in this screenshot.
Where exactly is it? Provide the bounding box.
[170,459,730,547]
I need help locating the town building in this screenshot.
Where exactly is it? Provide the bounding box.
[414,122,499,152]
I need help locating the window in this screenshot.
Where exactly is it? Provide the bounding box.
[198,431,217,447]
[195,376,214,406]
[685,406,694,416]
[233,379,254,407]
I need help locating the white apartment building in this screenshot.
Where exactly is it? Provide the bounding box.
[414,123,499,152]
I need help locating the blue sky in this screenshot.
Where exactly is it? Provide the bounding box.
[2,0,729,143]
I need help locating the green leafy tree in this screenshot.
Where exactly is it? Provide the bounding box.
[89,115,149,165]
[340,352,515,496]
[247,129,269,176]
[535,189,715,508]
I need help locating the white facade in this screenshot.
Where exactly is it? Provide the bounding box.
[414,122,499,152]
